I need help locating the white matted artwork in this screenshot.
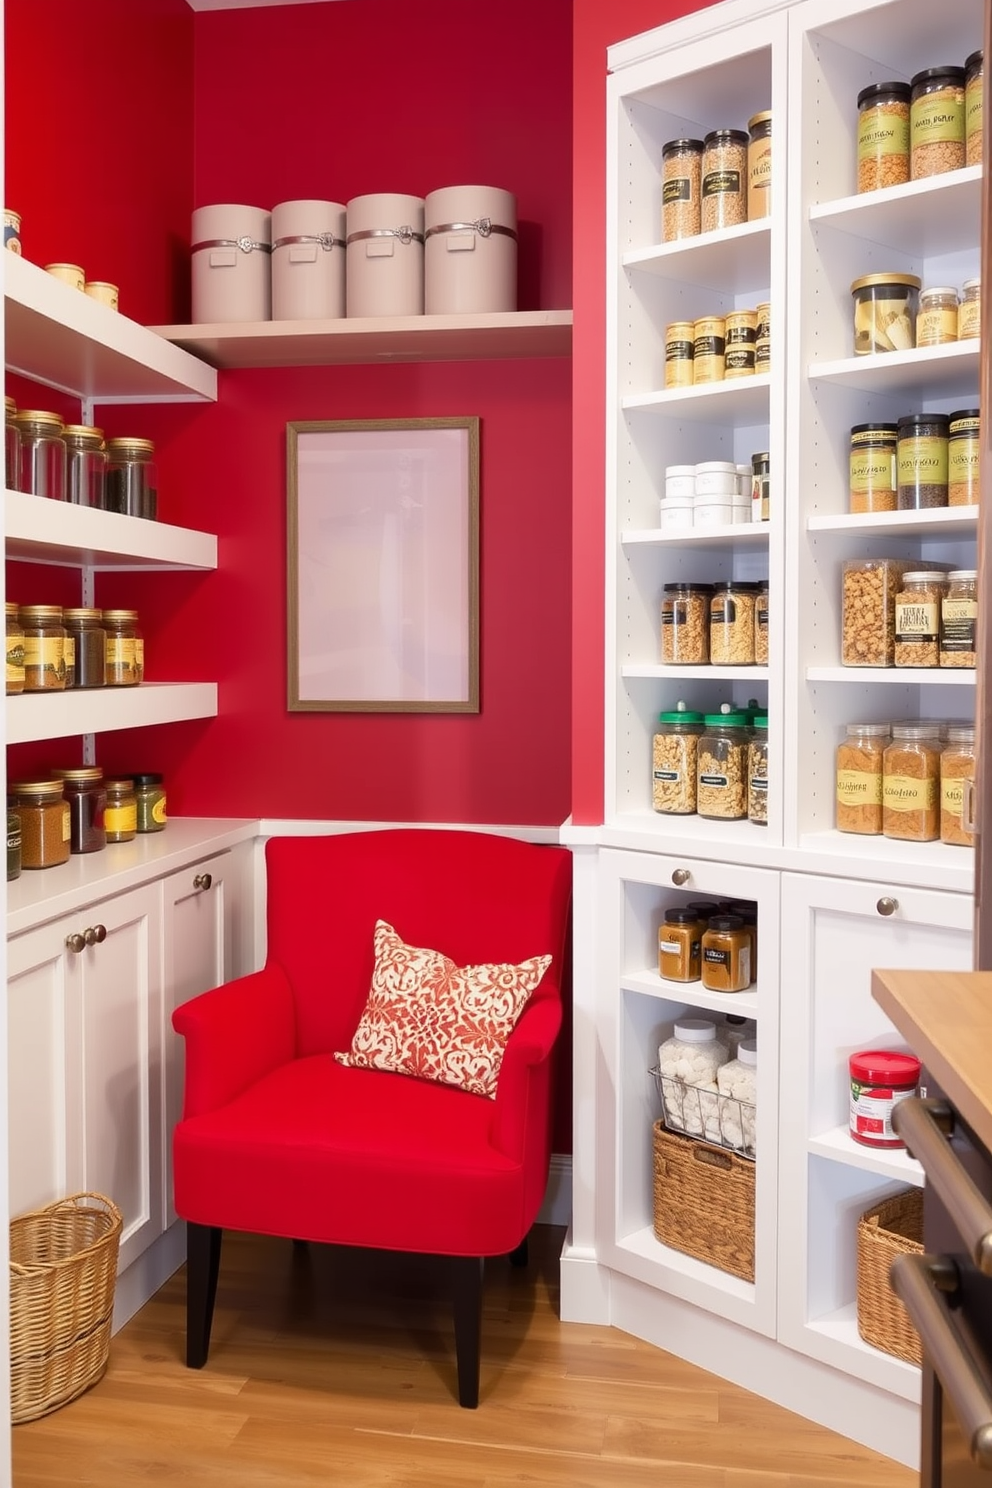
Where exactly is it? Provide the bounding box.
[287,417,479,712]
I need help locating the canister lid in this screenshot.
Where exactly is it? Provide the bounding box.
[965,50,983,72]
[738,1039,758,1066]
[101,609,140,622]
[898,411,949,429]
[707,914,744,931]
[850,272,921,292]
[664,464,696,477]
[695,460,737,475]
[711,580,760,592]
[662,582,713,594]
[13,410,64,429]
[663,906,703,923]
[947,570,978,581]
[703,711,749,727]
[673,1019,717,1043]
[850,422,898,436]
[849,1049,921,1084]
[104,778,136,792]
[61,424,104,443]
[53,767,104,783]
[752,714,768,730]
[703,129,748,147]
[685,901,720,917]
[751,451,770,466]
[8,779,65,798]
[845,722,891,736]
[901,570,949,582]
[5,602,19,618]
[963,277,981,291]
[106,437,155,455]
[747,110,772,129]
[919,286,958,300]
[857,80,911,107]
[63,608,103,622]
[18,604,63,619]
[657,707,705,724]
[910,66,965,87]
[4,396,15,415]
[129,772,163,787]
[945,724,975,743]
[662,137,704,155]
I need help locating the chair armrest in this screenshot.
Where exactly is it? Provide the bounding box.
[490,989,563,1163]
[172,963,297,1119]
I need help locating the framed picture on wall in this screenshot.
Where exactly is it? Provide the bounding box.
[287,417,480,713]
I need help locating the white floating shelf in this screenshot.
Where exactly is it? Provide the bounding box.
[7,683,218,744]
[602,812,775,860]
[623,219,771,293]
[4,489,217,571]
[621,969,760,1019]
[806,666,975,686]
[807,506,978,538]
[809,167,982,258]
[623,663,770,682]
[623,374,771,423]
[150,309,573,369]
[4,253,216,404]
[808,1124,923,1187]
[808,341,979,400]
[623,523,770,547]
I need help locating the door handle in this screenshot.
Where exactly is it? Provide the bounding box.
[671,868,691,886]
[193,873,213,891]
[83,925,107,946]
[892,1098,992,1275]
[65,933,86,954]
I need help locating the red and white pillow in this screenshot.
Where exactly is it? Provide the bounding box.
[334,920,551,1098]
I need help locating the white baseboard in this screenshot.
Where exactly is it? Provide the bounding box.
[538,1152,572,1227]
[112,1221,186,1334]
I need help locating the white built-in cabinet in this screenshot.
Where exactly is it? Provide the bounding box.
[565,0,982,1467]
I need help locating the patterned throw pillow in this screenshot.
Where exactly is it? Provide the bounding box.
[334,920,551,1098]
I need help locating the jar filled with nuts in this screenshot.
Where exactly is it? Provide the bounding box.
[910,66,965,179]
[701,129,748,232]
[882,723,941,841]
[662,137,703,242]
[661,583,712,665]
[939,570,978,668]
[857,81,911,192]
[836,722,889,835]
[710,581,757,665]
[841,558,913,667]
[652,704,705,815]
[894,570,947,668]
[940,723,975,846]
[747,714,768,825]
[754,581,769,665]
[697,710,749,820]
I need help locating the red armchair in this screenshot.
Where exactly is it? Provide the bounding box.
[171,828,572,1406]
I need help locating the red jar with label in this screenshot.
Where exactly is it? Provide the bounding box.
[848,1050,921,1148]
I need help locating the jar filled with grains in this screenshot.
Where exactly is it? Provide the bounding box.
[19,605,66,691]
[6,602,24,695]
[103,609,143,686]
[941,724,976,846]
[754,581,769,665]
[701,129,748,232]
[916,287,959,346]
[104,778,138,843]
[897,412,949,509]
[836,722,889,834]
[841,558,913,667]
[857,81,911,192]
[661,583,712,664]
[894,570,947,668]
[697,711,749,820]
[948,410,980,506]
[939,570,978,668]
[965,51,983,165]
[958,278,981,339]
[662,138,703,241]
[882,723,941,842]
[693,315,726,383]
[652,704,705,815]
[849,422,898,512]
[8,780,71,869]
[63,608,107,689]
[658,906,705,983]
[710,581,757,665]
[664,320,695,388]
[747,715,768,825]
[747,112,772,218]
[910,66,965,179]
[53,768,107,854]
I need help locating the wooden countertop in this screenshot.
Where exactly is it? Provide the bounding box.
[872,969,992,1153]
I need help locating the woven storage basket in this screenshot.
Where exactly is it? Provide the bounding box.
[10,1192,122,1423]
[856,1187,923,1366]
[652,1121,755,1282]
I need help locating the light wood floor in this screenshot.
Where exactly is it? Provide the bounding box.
[12,1225,915,1487]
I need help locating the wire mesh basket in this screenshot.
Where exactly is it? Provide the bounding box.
[650,1066,756,1160]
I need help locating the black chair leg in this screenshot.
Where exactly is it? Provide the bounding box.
[186,1222,222,1368]
[508,1236,529,1268]
[451,1256,484,1408]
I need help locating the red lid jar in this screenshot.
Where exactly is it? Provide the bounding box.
[849,1049,921,1148]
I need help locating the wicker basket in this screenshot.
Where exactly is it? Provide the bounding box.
[652,1121,755,1282]
[856,1187,923,1366]
[10,1192,122,1423]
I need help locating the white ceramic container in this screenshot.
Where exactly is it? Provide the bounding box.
[659,495,694,530]
[694,494,735,527]
[346,193,424,318]
[694,460,738,497]
[271,199,346,321]
[664,464,696,500]
[424,185,517,314]
[191,203,271,323]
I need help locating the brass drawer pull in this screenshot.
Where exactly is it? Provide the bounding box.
[876,896,898,916]
[671,868,691,886]
[893,1098,992,1274]
[193,873,213,892]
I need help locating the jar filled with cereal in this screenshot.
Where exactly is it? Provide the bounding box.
[940,724,975,846]
[754,581,769,664]
[836,722,889,835]
[894,570,947,668]
[966,50,983,165]
[697,710,749,820]
[710,581,757,665]
[857,81,911,192]
[939,570,978,668]
[747,714,768,825]
[661,582,712,664]
[701,129,748,232]
[882,723,941,842]
[652,704,705,815]
[910,66,965,179]
[662,138,703,242]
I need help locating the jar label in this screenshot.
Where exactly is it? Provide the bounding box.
[850,1080,914,1143]
[105,804,138,832]
[941,597,978,651]
[942,777,967,815]
[958,302,981,338]
[64,636,76,669]
[749,775,768,793]
[152,797,168,824]
[704,945,730,966]
[6,640,25,682]
[135,638,145,668]
[837,769,883,806]
[23,634,65,682]
[897,437,948,484]
[663,176,692,205]
[895,599,939,640]
[693,335,725,358]
[756,606,769,630]
[883,775,937,811]
[702,170,741,197]
[659,939,684,956]
[107,636,136,666]
[748,144,772,188]
[665,339,693,361]
[916,307,958,345]
[912,93,965,146]
[858,114,910,159]
[725,320,756,345]
[653,769,681,784]
[61,803,71,843]
[699,772,729,788]
[850,449,896,493]
[948,441,980,481]
[724,347,755,373]
[966,87,983,135]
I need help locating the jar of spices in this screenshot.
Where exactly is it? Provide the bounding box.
[104,778,138,843]
[940,724,976,845]
[754,582,769,664]
[916,287,959,346]
[897,412,949,509]
[105,437,157,520]
[697,711,749,820]
[658,906,704,983]
[882,723,941,842]
[849,423,898,513]
[894,570,947,668]
[701,129,748,233]
[661,583,711,664]
[747,715,768,825]
[910,66,965,179]
[746,111,772,218]
[132,772,167,832]
[965,50,984,165]
[939,570,978,669]
[701,914,751,993]
[103,609,143,686]
[6,602,24,695]
[729,900,758,981]
[851,273,920,354]
[7,809,21,881]
[656,1020,729,1142]
[664,320,695,388]
[692,315,726,384]
[958,277,981,339]
[8,780,71,869]
[5,395,20,491]
[661,138,703,242]
[724,309,757,379]
[849,1050,921,1148]
[709,581,757,665]
[856,81,911,192]
[53,768,107,854]
[62,425,107,509]
[14,410,66,500]
[63,608,107,689]
[652,704,705,815]
[754,302,771,373]
[836,722,889,835]
[750,451,770,522]
[718,1039,757,1155]
[948,409,980,506]
[19,605,66,691]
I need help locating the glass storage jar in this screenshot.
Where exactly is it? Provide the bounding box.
[958,277,981,339]
[103,609,143,686]
[700,129,748,232]
[882,723,941,842]
[910,66,965,178]
[105,437,157,519]
[62,424,106,508]
[916,287,959,346]
[8,780,71,869]
[656,1019,729,1141]
[53,768,107,854]
[747,715,768,825]
[719,1013,756,1056]
[709,581,757,665]
[849,422,898,513]
[18,605,66,691]
[754,302,771,372]
[63,608,107,689]
[692,315,725,384]
[894,570,947,668]
[754,582,769,664]
[966,50,983,165]
[939,570,978,668]
[661,583,711,664]
[661,137,703,241]
[652,704,704,815]
[664,320,695,388]
[104,778,138,843]
[5,395,20,491]
[131,772,167,832]
[836,722,889,835]
[940,723,975,846]
[14,410,65,500]
[851,273,920,354]
[857,81,911,191]
[948,409,980,506]
[724,308,757,379]
[841,558,912,667]
[7,809,21,881]
[897,412,949,509]
[701,914,751,993]
[697,711,749,820]
[658,906,704,983]
[750,450,770,522]
[6,602,24,695]
[717,1039,757,1156]
[746,111,772,218]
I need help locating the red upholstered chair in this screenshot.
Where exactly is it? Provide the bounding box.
[171,828,572,1407]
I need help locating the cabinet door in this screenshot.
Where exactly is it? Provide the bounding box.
[7,923,75,1220]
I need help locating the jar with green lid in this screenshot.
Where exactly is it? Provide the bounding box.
[851,273,920,354]
[62,424,106,509]
[939,570,978,668]
[104,778,138,843]
[63,608,107,689]
[103,609,143,686]
[5,395,20,491]
[661,583,711,664]
[6,602,24,695]
[14,409,65,500]
[53,768,107,854]
[966,51,983,165]
[948,409,980,506]
[697,711,749,820]
[857,81,911,192]
[18,605,66,691]
[105,437,157,519]
[131,773,167,832]
[661,138,703,242]
[916,287,959,347]
[747,715,768,825]
[747,111,772,219]
[8,780,71,868]
[897,412,949,509]
[652,704,704,815]
[910,66,965,179]
[7,809,21,881]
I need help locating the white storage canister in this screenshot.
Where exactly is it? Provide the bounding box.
[191,203,271,323]
[423,185,517,314]
[271,200,346,321]
[346,193,424,318]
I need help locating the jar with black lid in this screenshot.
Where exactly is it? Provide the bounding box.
[6,602,24,695]
[53,768,107,854]
[701,129,748,232]
[966,50,983,165]
[63,608,107,689]
[104,778,138,843]
[62,425,106,508]
[131,773,167,833]
[661,138,703,241]
[105,437,157,520]
[661,583,712,664]
[910,66,965,179]
[897,412,949,509]
[103,609,143,686]
[709,581,757,665]
[849,422,898,512]
[19,605,66,691]
[857,81,911,192]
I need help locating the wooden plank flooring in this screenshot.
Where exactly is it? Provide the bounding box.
[12,1225,915,1487]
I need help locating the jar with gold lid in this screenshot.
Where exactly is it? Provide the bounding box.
[18,605,66,691]
[8,780,71,869]
[104,778,138,844]
[62,425,106,508]
[102,609,143,686]
[14,410,65,500]
[105,437,157,519]
[6,602,24,695]
[63,608,107,689]
[958,278,981,340]
[53,767,107,854]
